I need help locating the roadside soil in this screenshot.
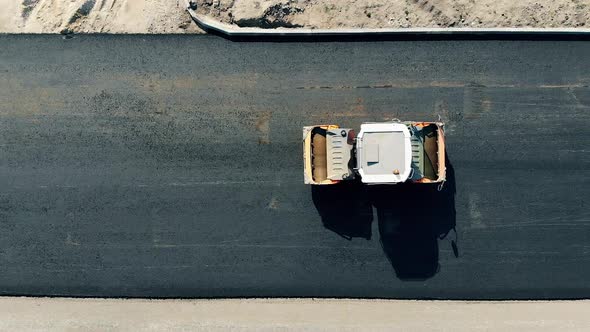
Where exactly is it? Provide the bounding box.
[200,0,590,30]
[1,0,588,33]
[0,0,202,33]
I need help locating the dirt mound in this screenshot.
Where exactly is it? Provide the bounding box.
[231,1,304,28]
[0,0,203,33]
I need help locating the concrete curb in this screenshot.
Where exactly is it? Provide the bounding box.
[185,1,590,37]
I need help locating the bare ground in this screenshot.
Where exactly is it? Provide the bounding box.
[1,0,589,33]
[0,0,203,33]
[200,0,590,30]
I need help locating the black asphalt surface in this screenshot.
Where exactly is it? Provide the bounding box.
[0,35,589,299]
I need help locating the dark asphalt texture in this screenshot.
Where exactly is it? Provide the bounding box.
[0,35,589,299]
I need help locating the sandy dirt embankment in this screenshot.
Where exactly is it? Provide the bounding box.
[200,0,590,30]
[0,0,202,33]
[1,0,589,33]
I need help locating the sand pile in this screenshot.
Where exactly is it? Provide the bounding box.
[0,0,202,33]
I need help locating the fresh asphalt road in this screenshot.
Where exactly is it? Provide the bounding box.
[0,35,589,299]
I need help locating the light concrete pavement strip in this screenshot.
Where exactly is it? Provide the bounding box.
[0,297,588,331]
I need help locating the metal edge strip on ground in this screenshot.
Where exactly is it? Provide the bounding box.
[185,1,590,37]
